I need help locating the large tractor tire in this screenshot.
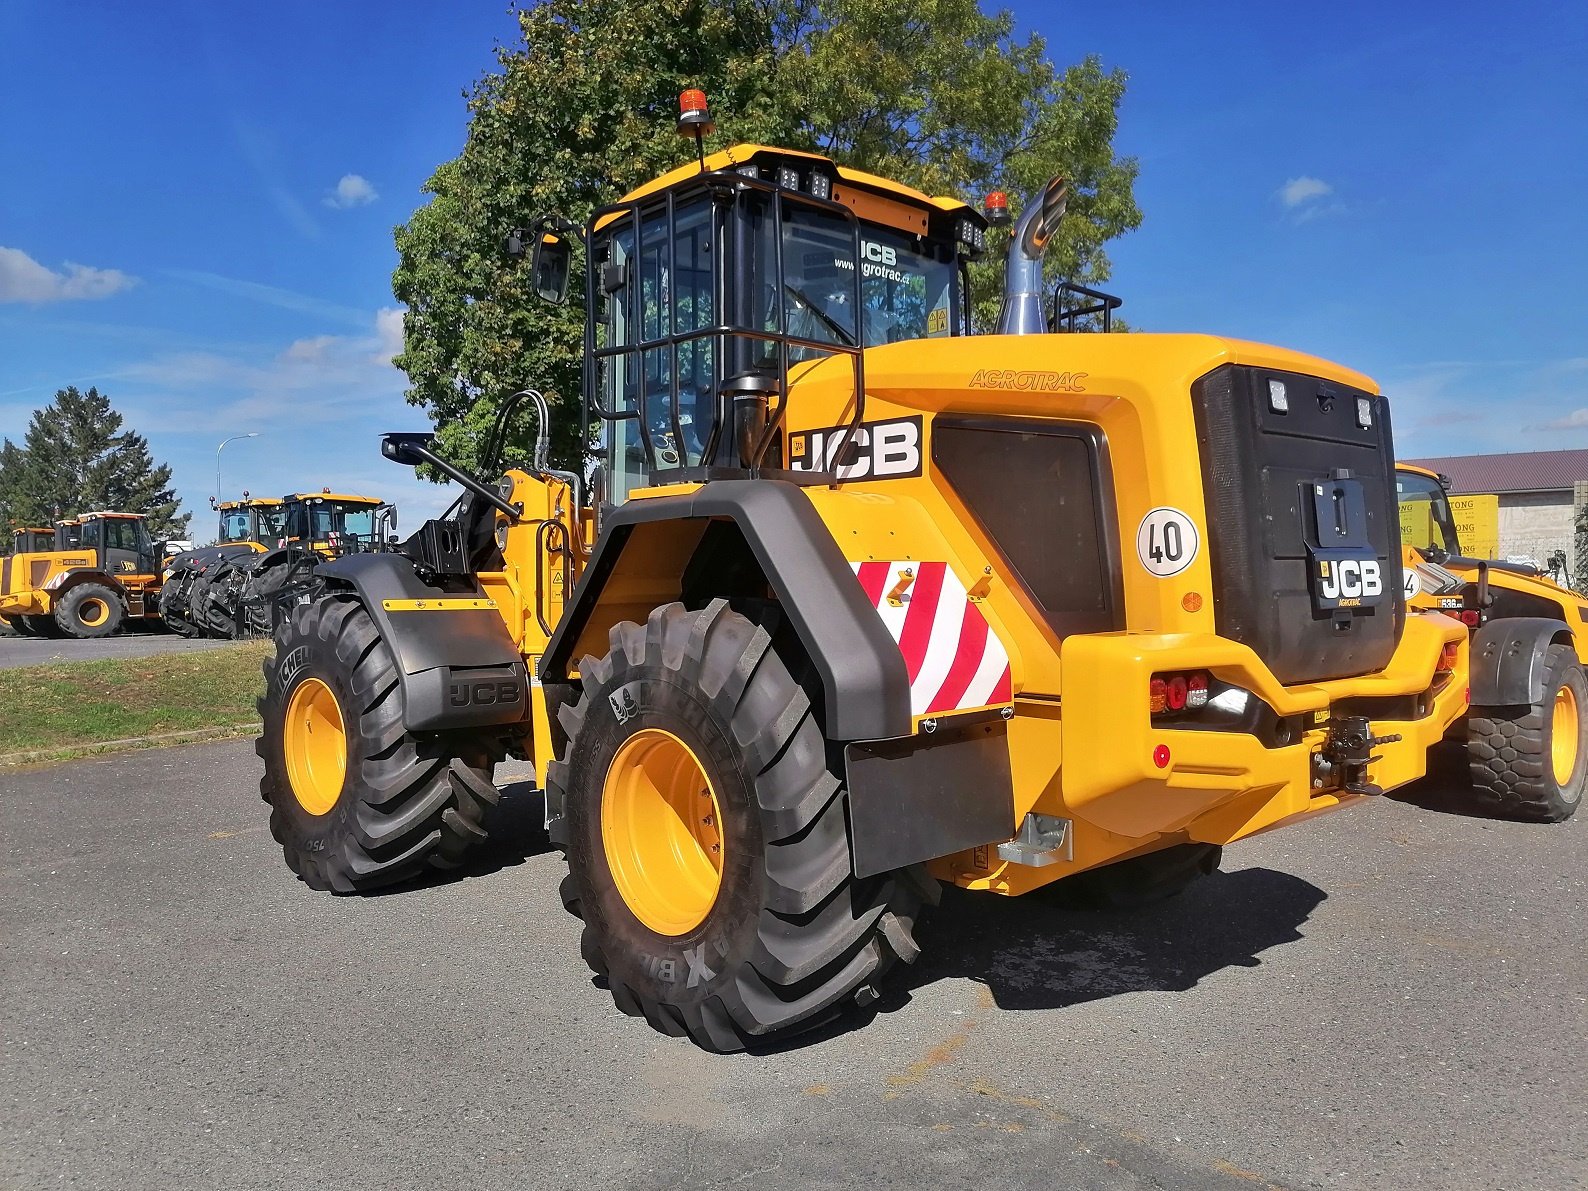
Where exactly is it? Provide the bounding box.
[256,596,503,892]
[548,600,935,1051]
[243,550,317,638]
[54,583,123,639]
[157,563,201,638]
[8,615,36,637]
[19,615,61,638]
[1467,643,1587,822]
[191,560,243,639]
[1043,842,1222,911]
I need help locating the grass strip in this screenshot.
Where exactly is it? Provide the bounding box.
[0,641,271,756]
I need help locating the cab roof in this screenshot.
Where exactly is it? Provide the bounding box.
[605,143,980,237]
[1397,462,1441,481]
[286,492,381,505]
[217,497,284,510]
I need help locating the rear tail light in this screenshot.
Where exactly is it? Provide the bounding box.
[1438,641,1460,673]
[1460,609,1480,627]
[1151,670,1213,718]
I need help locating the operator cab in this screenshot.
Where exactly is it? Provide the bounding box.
[54,518,82,550]
[77,513,155,574]
[216,498,286,546]
[282,492,388,554]
[11,527,54,553]
[584,138,987,502]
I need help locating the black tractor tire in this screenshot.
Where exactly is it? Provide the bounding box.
[20,615,61,638]
[548,600,936,1052]
[1044,842,1223,911]
[191,561,243,639]
[1467,643,1587,822]
[243,551,318,638]
[157,563,202,637]
[54,583,123,639]
[8,615,35,637]
[256,595,503,892]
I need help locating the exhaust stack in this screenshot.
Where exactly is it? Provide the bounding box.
[996,175,1068,336]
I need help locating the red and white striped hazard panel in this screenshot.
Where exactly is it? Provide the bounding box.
[852,561,1013,716]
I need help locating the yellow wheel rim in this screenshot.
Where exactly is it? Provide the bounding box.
[283,677,347,816]
[601,727,725,936]
[1552,682,1580,786]
[79,598,109,627]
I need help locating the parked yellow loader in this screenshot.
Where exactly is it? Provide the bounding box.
[254,96,1493,1050]
[1,511,162,637]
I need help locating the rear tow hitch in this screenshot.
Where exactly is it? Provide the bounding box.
[1316,715,1403,796]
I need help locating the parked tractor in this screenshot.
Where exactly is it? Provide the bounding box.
[1398,463,1587,819]
[160,496,287,637]
[0,511,163,637]
[256,96,1487,1051]
[162,490,395,639]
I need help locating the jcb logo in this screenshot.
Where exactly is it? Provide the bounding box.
[789,416,923,480]
[1319,559,1382,601]
[861,240,897,266]
[448,680,522,708]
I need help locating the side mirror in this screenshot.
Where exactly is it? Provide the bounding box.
[531,232,572,304]
[381,432,437,467]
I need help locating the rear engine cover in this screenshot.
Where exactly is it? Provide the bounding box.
[1191,364,1403,684]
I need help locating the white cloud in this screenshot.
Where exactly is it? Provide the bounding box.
[0,246,137,303]
[1278,176,1333,208]
[374,307,404,362]
[1541,409,1588,431]
[324,173,378,209]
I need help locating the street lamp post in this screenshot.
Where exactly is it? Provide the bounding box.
[216,433,261,500]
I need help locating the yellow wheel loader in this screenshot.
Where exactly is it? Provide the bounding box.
[0,512,163,638]
[1398,463,1587,820]
[257,95,1474,1050]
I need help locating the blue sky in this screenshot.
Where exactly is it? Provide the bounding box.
[2,2,1585,535]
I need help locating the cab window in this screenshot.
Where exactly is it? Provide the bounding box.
[1397,472,1460,554]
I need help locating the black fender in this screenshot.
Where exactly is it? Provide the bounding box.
[1470,616,1576,706]
[318,554,530,733]
[49,568,129,599]
[541,479,910,741]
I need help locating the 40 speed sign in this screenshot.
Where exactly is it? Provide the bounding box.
[1135,507,1200,578]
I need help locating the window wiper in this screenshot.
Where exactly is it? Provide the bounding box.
[783,283,857,346]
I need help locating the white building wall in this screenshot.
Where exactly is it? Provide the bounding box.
[1497,491,1573,572]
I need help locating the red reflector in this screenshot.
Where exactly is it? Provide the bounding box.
[1460,610,1480,626]
[1152,744,1171,769]
[1439,642,1460,671]
[1149,677,1168,714]
[1166,674,1189,711]
[679,88,708,113]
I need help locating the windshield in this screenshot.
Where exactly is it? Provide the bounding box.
[771,206,955,354]
[220,510,250,541]
[307,504,376,539]
[1397,471,1461,554]
[258,508,286,540]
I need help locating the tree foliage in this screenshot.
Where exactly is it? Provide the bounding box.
[0,387,189,545]
[393,0,1141,473]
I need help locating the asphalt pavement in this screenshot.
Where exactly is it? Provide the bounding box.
[0,631,239,670]
[2,741,1583,1191]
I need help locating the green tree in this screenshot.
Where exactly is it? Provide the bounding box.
[393,0,1141,473]
[0,387,189,541]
